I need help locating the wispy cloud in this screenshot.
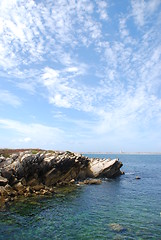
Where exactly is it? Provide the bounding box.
[96,0,109,20]
[40,66,95,111]
[131,0,161,27]
[0,0,102,74]
[0,90,21,107]
[0,118,64,149]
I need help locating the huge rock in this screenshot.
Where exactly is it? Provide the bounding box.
[0,150,123,204]
[0,151,123,186]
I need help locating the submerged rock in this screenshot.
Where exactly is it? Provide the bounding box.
[0,149,123,205]
[109,223,126,232]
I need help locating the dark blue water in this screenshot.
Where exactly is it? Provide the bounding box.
[0,154,161,239]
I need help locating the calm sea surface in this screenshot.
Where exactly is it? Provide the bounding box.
[0,154,161,240]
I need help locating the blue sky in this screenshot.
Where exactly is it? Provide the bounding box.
[0,0,161,152]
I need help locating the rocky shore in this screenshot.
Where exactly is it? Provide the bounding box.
[0,150,123,207]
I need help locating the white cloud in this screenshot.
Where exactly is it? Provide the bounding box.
[0,118,64,149]
[131,0,145,26]
[96,0,109,20]
[146,0,161,13]
[0,90,21,107]
[119,18,129,38]
[40,66,95,111]
[0,0,103,77]
[42,67,59,87]
[131,0,161,27]
[16,82,36,94]
[65,67,79,73]
[19,137,32,143]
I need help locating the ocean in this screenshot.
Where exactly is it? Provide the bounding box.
[0,154,161,240]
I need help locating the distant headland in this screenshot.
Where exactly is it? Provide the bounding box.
[81,151,161,155]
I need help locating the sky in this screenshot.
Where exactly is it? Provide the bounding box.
[0,0,161,152]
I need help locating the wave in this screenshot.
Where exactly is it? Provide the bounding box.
[125,172,135,175]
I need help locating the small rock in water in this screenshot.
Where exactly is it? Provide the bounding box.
[135,176,141,180]
[109,223,126,232]
[70,179,75,184]
[83,179,102,185]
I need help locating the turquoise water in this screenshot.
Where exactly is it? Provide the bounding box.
[0,154,161,240]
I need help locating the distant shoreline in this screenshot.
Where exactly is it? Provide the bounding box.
[81,152,161,155]
[1,148,161,156]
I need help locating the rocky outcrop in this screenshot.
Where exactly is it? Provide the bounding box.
[85,158,123,178]
[0,150,123,206]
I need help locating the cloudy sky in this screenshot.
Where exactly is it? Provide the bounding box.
[0,0,161,152]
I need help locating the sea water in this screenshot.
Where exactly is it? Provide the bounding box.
[0,154,161,240]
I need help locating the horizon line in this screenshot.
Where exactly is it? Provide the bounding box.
[80,152,161,155]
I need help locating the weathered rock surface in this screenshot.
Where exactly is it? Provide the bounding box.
[0,150,123,206]
[86,158,123,178]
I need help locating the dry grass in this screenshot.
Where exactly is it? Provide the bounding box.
[0,148,44,158]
